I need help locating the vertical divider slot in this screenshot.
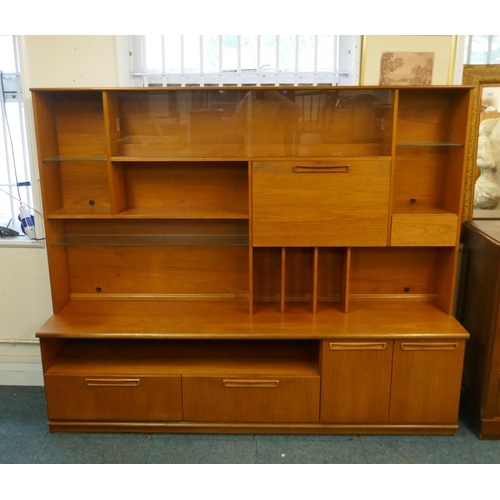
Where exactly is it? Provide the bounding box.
[281,248,286,314]
[312,247,319,314]
[103,92,126,214]
[342,248,351,313]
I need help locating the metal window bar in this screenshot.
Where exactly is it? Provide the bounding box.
[0,36,33,231]
[131,35,349,87]
[200,35,204,87]
[0,73,16,226]
[465,35,498,65]
[466,35,473,64]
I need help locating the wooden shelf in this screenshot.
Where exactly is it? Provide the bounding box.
[37,299,468,339]
[45,339,320,377]
[52,233,249,247]
[43,156,108,162]
[395,142,464,147]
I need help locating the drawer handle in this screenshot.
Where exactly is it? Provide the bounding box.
[400,343,458,351]
[293,165,350,173]
[329,342,387,351]
[85,378,140,387]
[223,379,280,388]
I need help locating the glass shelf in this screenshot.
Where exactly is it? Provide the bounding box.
[42,156,107,162]
[395,142,464,147]
[52,233,249,247]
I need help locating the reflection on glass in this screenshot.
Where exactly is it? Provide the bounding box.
[113,89,394,158]
[473,86,500,219]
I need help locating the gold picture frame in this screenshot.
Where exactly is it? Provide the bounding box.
[462,64,500,221]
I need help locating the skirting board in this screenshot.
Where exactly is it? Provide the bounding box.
[0,360,43,386]
[0,343,44,386]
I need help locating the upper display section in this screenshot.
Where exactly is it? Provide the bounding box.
[105,88,394,158]
[31,86,471,163]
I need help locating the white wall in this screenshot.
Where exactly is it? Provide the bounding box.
[0,36,124,385]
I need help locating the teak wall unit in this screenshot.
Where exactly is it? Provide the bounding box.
[32,86,471,434]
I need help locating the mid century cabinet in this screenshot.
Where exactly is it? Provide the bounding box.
[32,86,471,434]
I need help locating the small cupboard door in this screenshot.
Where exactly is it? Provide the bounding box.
[389,340,465,424]
[320,340,393,423]
[252,160,391,247]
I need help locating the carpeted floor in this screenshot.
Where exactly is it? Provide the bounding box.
[1,385,499,464]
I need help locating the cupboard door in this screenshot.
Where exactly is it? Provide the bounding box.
[320,340,393,423]
[252,160,391,247]
[183,375,320,422]
[389,340,465,424]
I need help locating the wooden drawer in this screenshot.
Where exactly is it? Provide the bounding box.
[45,374,183,421]
[320,340,393,423]
[182,375,320,422]
[252,159,391,247]
[391,214,458,246]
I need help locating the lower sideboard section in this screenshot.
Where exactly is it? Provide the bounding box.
[39,337,466,434]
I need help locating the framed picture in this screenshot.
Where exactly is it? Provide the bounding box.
[361,35,457,85]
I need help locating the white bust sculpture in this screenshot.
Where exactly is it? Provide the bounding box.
[474,118,500,209]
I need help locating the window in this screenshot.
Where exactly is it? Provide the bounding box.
[464,35,500,64]
[0,35,35,239]
[128,35,360,87]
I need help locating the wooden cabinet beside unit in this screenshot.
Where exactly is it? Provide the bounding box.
[458,220,500,439]
[32,86,471,434]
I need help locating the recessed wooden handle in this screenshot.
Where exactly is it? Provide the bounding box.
[223,379,280,388]
[293,165,350,173]
[85,378,140,387]
[329,342,387,351]
[401,343,458,351]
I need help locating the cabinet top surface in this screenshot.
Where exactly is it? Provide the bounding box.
[36,300,469,339]
[465,220,500,243]
[29,85,474,92]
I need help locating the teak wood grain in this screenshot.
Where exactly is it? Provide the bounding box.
[252,159,391,247]
[320,340,393,423]
[31,86,472,434]
[389,340,465,424]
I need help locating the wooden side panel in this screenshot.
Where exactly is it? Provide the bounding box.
[320,340,393,423]
[39,338,68,373]
[389,340,465,424]
[43,220,71,312]
[183,375,320,422]
[45,374,183,421]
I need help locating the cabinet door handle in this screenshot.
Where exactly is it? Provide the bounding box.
[293,165,350,173]
[400,343,458,351]
[329,342,387,351]
[223,379,280,388]
[85,378,140,387]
